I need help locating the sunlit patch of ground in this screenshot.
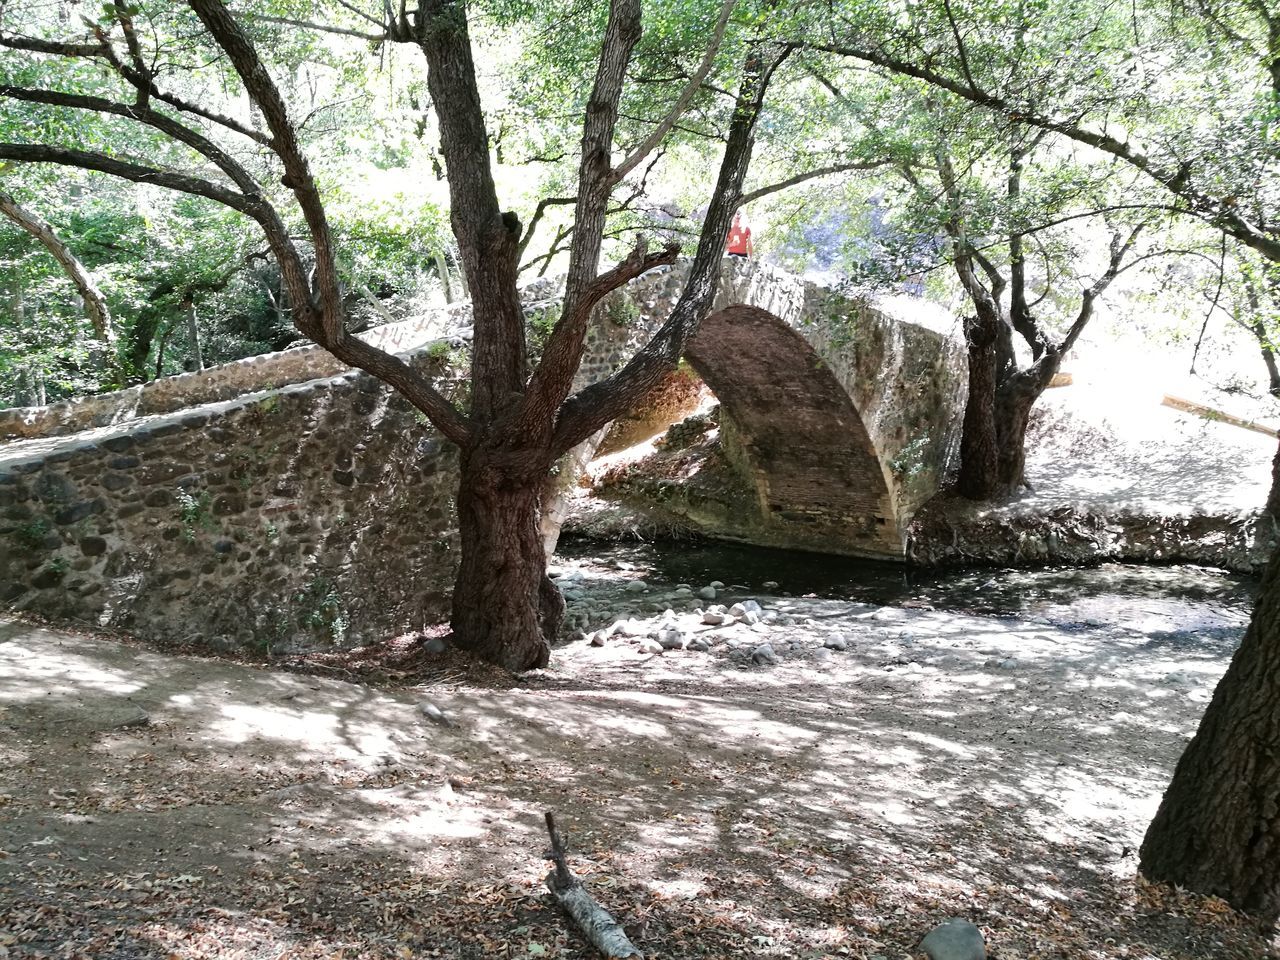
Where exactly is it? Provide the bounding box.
[0,607,1275,959]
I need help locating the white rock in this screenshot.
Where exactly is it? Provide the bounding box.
[699,586,717,600]
[709,580,725,589]
[637,638,663,654]
[624,580,649,593]
[751,643,777,665]
[657,628,686,650]
[611,619,648,638]
[418,702,454,727]
[823,634,848,651]
[702,610,729,625]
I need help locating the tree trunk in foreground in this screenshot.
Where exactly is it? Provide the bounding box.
[450,451,561,671]
[1139,525,1280,926]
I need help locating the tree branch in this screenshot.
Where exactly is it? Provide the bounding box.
[0,142,253,211]
[1058,223,1144,356]
[0,189,119,355]
[739,159,888,205]
[189,0,344,342]
[810,41,1280,263]
[611,0,737,184]
[235,10,389,42]
[550,43,790,456]
[0,85,261,194]
[0,33,104,58]
[517,0,645,432]
[518,196,577,258]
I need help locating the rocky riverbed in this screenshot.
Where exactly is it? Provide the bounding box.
[549,547,1252,680]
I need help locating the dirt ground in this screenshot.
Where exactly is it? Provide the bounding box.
[2,568,1277,960]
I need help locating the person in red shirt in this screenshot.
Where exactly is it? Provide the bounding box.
[726,212,753,259]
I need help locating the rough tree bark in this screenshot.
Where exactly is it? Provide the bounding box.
[956,308,1002,500]
[1138,519,1280,926]
[1254,320,1280,396]
[937,143,1139,500]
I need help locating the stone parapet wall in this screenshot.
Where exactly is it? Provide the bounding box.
[0,299,480,442]
[1,352,466,653]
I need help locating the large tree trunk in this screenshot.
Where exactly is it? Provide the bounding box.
[449,451,562,671]
[956,313,1001,500]
[1138,528,1280,925]
[1268,440,1280,524]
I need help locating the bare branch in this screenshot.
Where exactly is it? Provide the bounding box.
[1059,223,1144,355]
[739,159,888,205]
[235,10,389,42]
[0,189,119,354]
[0,23,270,145]
[333,0,391,30]
[112,0,152,104]
[0,33,104,57]
[612,0,737,184]
[0,85,261,194]
[518,196,577,258]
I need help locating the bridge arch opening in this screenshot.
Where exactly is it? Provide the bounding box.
[680,304,903,558]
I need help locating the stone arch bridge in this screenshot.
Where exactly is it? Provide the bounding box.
[0,260,964,651]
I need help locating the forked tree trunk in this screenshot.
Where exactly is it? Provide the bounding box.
[956,314,1001,500]
[1138,523,1280,925]
[449,451,562,671]
[993,353,1062,491]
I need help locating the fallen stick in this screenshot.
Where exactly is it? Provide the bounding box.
[543,811,643,959]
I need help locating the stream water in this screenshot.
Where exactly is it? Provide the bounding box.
[555,536,1257,641]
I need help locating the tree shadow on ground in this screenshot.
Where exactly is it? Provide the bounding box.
[0,614,1274,959]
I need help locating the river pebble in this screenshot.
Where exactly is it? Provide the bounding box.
[751,643,778,665]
